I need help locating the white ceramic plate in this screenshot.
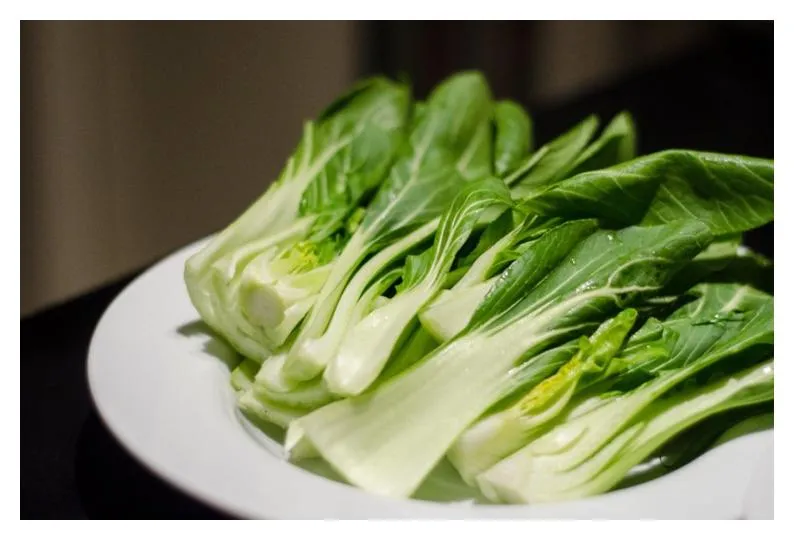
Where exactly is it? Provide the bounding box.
[87,239,774,519]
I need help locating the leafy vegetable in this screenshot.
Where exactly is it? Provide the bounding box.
[325,177,513,396]
[565,111,636,178]
[447,309,640,484]
[477,285,772,503]
[282,72,496,382]
[183,70,774,506]
[526,150,774,236]
[253,268,402,408]
[493,100,533,177]
[508,115,598,195]
[418,112,638,342]
[419,149,773,342]
[293,220,712,497]
[507,111,635,197]
[664,238,773,295]
[480,357,773,503]
[184,78,410,360]
[449,282,768,484]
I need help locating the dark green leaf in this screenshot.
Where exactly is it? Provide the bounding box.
[468,219,600,329]
[565,111,637,178]
[525,150,774,236]
[493,100,533,177]
[488,220,714,334]
[509,115,599,197]
[358,72,495,247]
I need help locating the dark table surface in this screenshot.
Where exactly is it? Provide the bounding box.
[20,34,773,519]
[20,274,230,519]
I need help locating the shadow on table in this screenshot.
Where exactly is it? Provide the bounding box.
[75,410,232,519]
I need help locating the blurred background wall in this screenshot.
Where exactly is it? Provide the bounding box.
[21,21,361,315]
[20,20,773,316]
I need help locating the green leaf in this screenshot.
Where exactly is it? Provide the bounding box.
[424,147,770,350]
[417,112,638,347]
[565,111,637,178]
[509,115,599,197]
[661,235,743,294]
[455,209,517,270]
[477,284,772,503]
[485,339,582,415]
[295,221,711,498]
[486,220,712,335]
[479,358,773,503]
[359,72,495,245]
[378,326,440,382]
[417,215,565,342]
[467,219,600,330]
[448,309,638,483]
[493,100,533,177]
[397,250,435,293]
[609,284,773,388]
[284,72,496,382]
[420,177,514,284]
[324,178,513,396]
[525,150,774,236]
[663,241,774,295]
[185,77,411,357]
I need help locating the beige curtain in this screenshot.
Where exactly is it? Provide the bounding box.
[21,21,360,316]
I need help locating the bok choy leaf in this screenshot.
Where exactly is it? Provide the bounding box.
[293,220,712,497]
[325,177,513,395]
[419,150,774,343]
[282,72,496,382]
[478,285,772,503]
[185,78,410,360]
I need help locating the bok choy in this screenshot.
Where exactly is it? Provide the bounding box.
[185,78,410,360]
[183,70,774,506]
[282,71,496,382]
